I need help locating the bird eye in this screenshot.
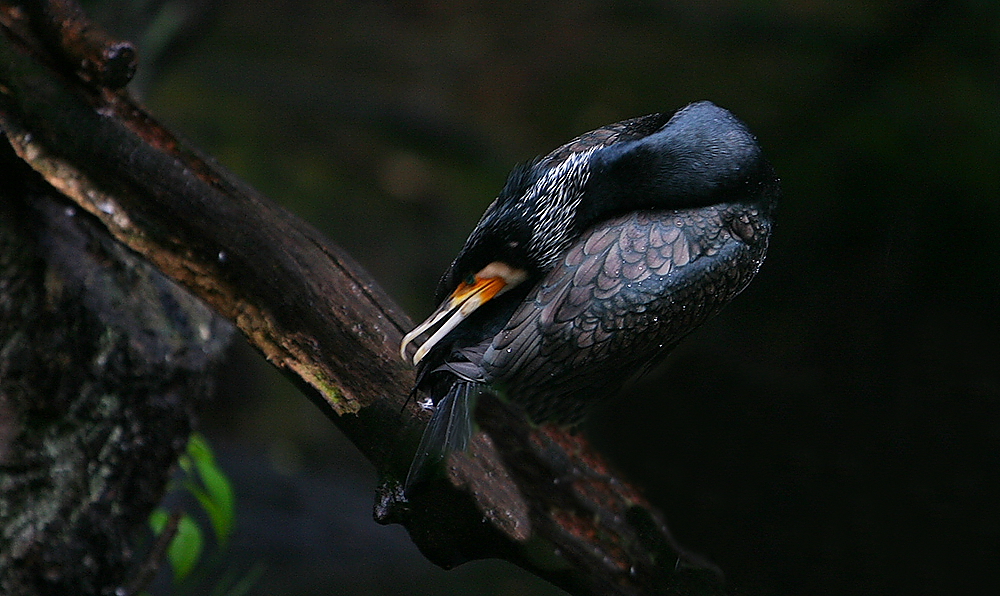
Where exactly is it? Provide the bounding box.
[464,274,476,286]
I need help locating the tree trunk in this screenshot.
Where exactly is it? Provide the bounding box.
[0,141,232,594]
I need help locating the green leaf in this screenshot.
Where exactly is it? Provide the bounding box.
[186,432,213,463]
[169,513,204,582]
[149,508,169,534]
[185,433,236,544]
[178,454,193,474]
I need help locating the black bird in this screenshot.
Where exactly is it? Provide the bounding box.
[401,101,778,485]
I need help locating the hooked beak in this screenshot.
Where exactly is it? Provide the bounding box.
[400,264,527,366]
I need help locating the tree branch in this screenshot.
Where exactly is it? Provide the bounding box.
[0,4,724,594]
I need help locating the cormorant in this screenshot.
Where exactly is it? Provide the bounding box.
[400,101,778,486]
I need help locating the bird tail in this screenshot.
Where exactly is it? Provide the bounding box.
[405,381,481,489]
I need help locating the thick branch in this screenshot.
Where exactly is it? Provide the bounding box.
[0,5,724,594]
[1,1,418,473]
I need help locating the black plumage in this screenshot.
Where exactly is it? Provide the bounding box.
[401,101,778,485]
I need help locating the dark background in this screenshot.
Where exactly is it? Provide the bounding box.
[86,0,999,594]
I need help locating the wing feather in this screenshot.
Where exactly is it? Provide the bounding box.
[480,205,763,422]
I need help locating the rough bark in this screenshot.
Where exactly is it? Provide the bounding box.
[0,3,724,594]
[0,136,232,594]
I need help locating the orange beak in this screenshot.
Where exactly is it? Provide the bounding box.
[399,275,509,366]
